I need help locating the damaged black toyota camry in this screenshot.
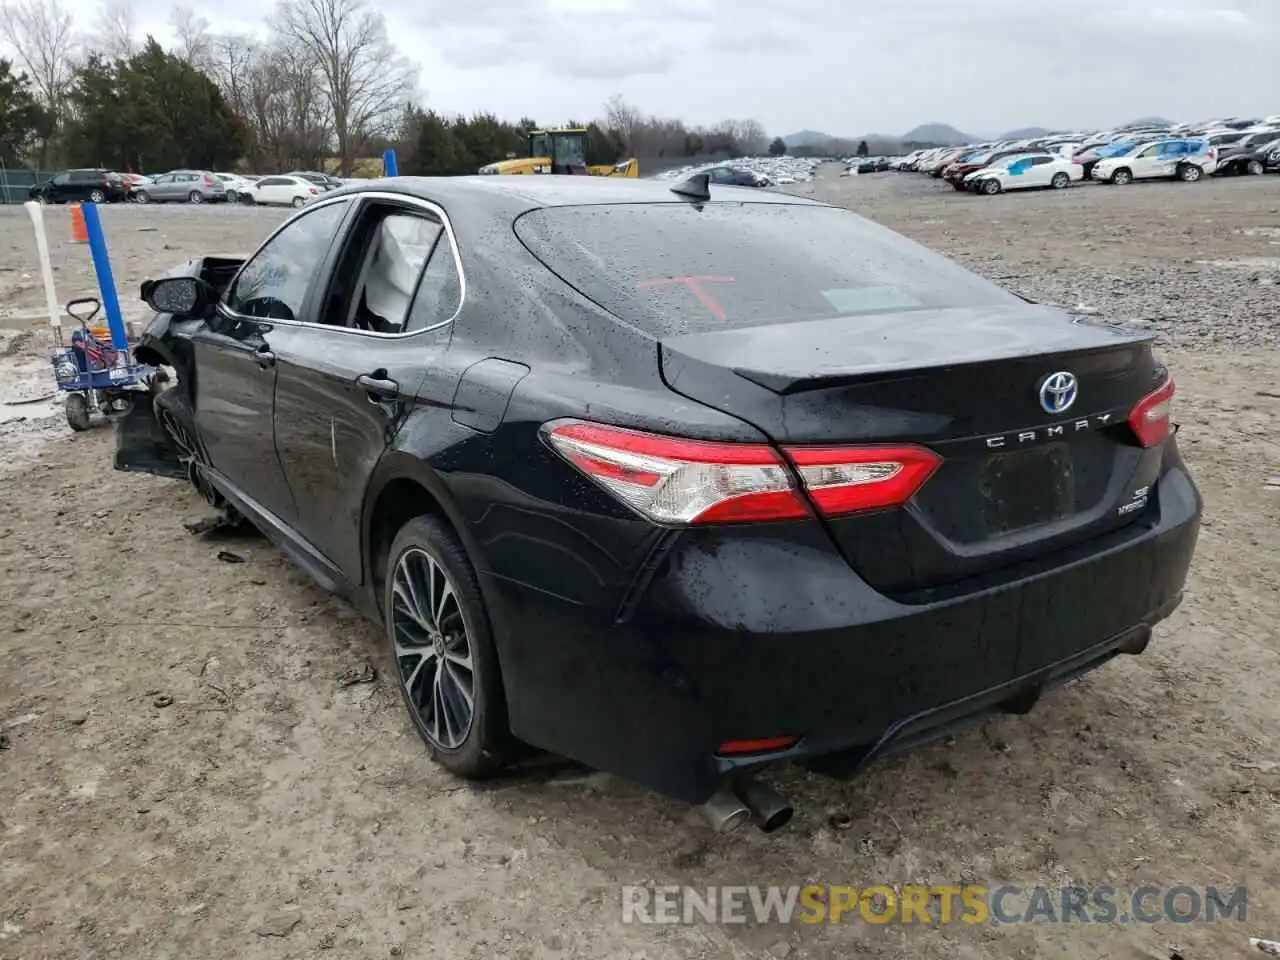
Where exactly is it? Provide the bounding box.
[118,174,1201,833]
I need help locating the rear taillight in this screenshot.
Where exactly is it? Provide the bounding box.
[1128,376,1175,447]
[544,421,941,525]
[202,174,214,185]
[309,186,318,194]
[786,444,942,516]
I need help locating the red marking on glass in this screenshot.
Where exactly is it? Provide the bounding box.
[635,276,735,321]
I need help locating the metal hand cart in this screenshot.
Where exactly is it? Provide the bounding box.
[50,296,156,432]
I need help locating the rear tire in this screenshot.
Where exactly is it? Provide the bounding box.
[291,195,306,208]
[1177,163,1202,183]
[1050,172,1070,189]
[1110,168,1132,185]
[88,189,105,203]
[188,190,204,203]
[385,515,516,779]
[65,393,91,431]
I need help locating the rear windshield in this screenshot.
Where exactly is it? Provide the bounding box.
[514,202,1018,336]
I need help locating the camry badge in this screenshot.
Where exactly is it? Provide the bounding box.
[1039,372,1078,415]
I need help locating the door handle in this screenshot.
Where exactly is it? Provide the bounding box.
[254,347,276,368]
[357,373,399,401]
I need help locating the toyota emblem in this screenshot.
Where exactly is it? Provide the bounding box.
[1039,371,1078,415]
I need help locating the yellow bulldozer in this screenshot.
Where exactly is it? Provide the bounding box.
[478,128,638,177]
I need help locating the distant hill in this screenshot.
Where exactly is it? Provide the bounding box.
[900,123,972,144]
[781,130,835,149]
[1000,126,1055,140]
[1126,116,1174,127]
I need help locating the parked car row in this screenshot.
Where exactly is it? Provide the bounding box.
[654,156,822,187]
[894,115,1280,196]
[27,167,353,207]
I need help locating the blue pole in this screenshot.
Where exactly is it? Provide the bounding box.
[383,148,399,177]
[79,202,129,352]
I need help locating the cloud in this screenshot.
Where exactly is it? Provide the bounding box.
[19,0,1280,137]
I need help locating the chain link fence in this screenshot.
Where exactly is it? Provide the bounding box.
[0,163,52,204]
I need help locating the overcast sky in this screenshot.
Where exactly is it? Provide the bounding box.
[27,0,1280,137]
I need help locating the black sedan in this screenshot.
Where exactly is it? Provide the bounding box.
[117,174,1201,832]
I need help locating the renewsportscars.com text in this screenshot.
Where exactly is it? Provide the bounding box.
[621,885,1247,925]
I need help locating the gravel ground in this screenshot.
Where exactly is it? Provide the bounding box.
[1,174,1278,960]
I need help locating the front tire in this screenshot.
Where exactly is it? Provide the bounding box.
[1247,159,1264,176]
[385,516,515,778]
[981,178,1001,195]
[1110,168,1133,185]
[1050,172,1070,189]
[133,191,150,204]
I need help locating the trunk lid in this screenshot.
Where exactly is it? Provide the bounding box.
[659,304,1167,596]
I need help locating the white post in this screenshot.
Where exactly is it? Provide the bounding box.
[24,200,61,332]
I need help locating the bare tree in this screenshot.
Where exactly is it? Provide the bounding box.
[0,0,78,163]
[168,5,211,69]
[603,94,642,154]
[735,119,768,156]
[273,0,416,174]
[210,32,329,172]
[93,0,135,58]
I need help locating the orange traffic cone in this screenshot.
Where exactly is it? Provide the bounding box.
[69,203,88,244]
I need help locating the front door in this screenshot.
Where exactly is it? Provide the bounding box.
[1131,142,1169,179]
[271,195,464,582]
[197,197,355,524]
[147,174,176,200]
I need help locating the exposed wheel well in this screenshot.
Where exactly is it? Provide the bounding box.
[367,477,451,613]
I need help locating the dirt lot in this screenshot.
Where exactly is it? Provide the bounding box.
[2,174,1279,960]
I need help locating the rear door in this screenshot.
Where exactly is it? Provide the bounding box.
[66,170,94,202]
[193,197,355,525]
[269,193,463,581]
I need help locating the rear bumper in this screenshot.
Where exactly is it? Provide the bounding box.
[485,459,1201,804]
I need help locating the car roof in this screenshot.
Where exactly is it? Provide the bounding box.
[324,175,827,217]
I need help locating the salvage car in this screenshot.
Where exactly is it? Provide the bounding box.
[1092,138,1218,184]
[116,174,1202,833]
[964,152,1085,195]
[1213,137,1280,176]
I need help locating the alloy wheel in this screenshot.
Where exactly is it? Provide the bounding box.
[391,547,475,750]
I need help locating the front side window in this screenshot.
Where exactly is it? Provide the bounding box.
[225,201,350,322]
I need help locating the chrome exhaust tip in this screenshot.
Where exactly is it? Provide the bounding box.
[735,780,794,833]
[699,786,751,834]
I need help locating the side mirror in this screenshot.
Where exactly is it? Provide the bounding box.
[141,276,212,317]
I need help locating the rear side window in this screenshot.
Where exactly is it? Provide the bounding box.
[514,203,1019,336]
